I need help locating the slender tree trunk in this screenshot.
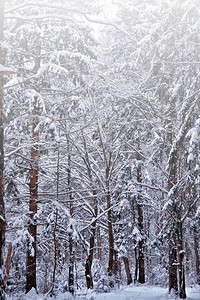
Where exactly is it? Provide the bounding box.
[51,147,60,293]
[26,45,41,293]
[3,243,12,287]
[168,146,178,295]
[107,195,114,277]
[67,137,74,295]
[106,166,115,278]
[68,229,74,295]
[97,226,102,261]
[177,222,186,299]
[194,224,200,285]
[85,197,97,289]
[113,249,118,276]
[0,2,5,299]
[169,237,178,295]
[26,96,39,293]
[137,203,145,284]
[137,162,145,284]
[115,188,132,286]
[122,256,132,285]
[82,136,97,289]
[85,219,96,289]
[134,247,138,283]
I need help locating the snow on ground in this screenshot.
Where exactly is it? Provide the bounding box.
[7,285,200,300]
[83,285,200,300]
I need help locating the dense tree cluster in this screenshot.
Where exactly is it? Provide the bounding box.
[0,0,199,299]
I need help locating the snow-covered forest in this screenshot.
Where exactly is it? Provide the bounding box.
[0,0,199,299]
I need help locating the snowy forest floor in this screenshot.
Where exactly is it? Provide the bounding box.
[7,285,200,300]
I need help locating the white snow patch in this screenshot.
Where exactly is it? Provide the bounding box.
[186,128,198,145]
[0,64,16,73]
[6,285,200,300]
[22,288,38,300]
[187,153,194,163]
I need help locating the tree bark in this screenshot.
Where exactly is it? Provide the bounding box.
[194,224,200,285]
[177,222,186,299]
[85,226,95,289]
[3,243,12,287]
[97,226,102,261]
[134,247,138,283]
[26,96,39,293]
[106,165,115,278]
[68,229,74,295]
[136,162,145,284]
[85,198,97,289]
[67,137,74,295]
[82,136,98,289]
[26,42,41,293]
[168,147,178,295]
[0,2,6,298]
[168,233,178,295]
[51,147,60,293]
[122,256,132,285]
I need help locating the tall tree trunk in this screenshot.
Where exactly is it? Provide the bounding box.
[68,228,74,295]
[0,2,6,298]
[3,243,12,287]
[26,45,40,293]
[85,217,96,289]
[85,197,97,289]
[122,256,132,285]
[194,224,200,285]
[26,96,39,293]
[67,137,74,295]
[51,147,60,293]
[115,188,132,286]
[169,239,178,295]
[134,247,138,283]
[106,166,115,278]
[107,196,114,277]
[168,147,178,295]
[136,162,145,284]
[97,126,116,281]
[137,203,145,284]
[82,135,97,289]
[177,221,186,299]
[97,226,102,261]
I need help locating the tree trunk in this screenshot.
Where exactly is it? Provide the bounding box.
[194,224,200,285]
[51,147,60,293]
[137,163,145,284]
[122,256,132,285]
[168,146,178,295]
[134,247,138,283]
[25,41,41,293]
[137,203,145,284]
[85,213,96,289]
[68,229,74,295]
[85,193,98,289]
[106,166,115,278]
[0,1,5,299]
[26,42,41,293]
[177,222,186,299]
[169,237,178,295]
[82,137,98,289]
[85,235,95,289]
[26,96,39,293]
[3,244,12,287]
[67,137,74,295]
[97,226,102,261]
[107,195,114,277]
